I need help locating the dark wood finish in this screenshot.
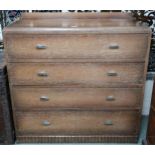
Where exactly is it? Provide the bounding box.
[0,107,5,139]
[12,87,142,110]
[0,52,14,144]
[151,85,155,108]
[4,13,151,143]
[147,108,155,144]
[147,82,155,144]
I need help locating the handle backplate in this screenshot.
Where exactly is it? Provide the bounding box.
[40,96,49,101]
[36,44,47,49]
[42,120,50,126]
[106,96,115,101]
[37,71,48,77]
[109,43,119,49]
[104,120,113,126]
[107,71,117,76]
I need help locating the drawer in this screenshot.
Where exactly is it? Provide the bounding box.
[8,63,144,86]
[6,34,148,61]
[12,87,142,110]
[15,111,140,135]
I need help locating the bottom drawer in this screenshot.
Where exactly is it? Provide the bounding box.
[15,110,140,136]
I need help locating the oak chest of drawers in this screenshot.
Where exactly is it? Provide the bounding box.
[4,13,151,143]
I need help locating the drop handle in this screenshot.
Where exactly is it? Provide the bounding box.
[37,71,48,77]
[36,44,47,49]
[40,96,49,101]
[42,120,51,126]
[106,96,115,101]
[104,120,113,126]
[109,43,119,49]
[107,70,117,76]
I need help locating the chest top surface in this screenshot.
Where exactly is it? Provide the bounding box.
[3,12,151,34]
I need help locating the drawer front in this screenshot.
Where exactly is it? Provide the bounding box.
[9,63,144,86]
[15,111,140,135]
[12,87,142,110]
[6,34,148,61]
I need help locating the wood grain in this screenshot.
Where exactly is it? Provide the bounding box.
[15,110,140,135]
[4,13,151,143]
[12,86,142,110]
[8,62,145,86]
[5,34,148,61]
[20,12,134,20]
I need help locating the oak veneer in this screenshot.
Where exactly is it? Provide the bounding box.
[16,111,140,136]
[5,34,148,61]
[12,87,142,110]
[4,13,151,143]
[8,63,145,86]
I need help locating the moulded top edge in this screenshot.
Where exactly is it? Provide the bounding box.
[3,27,151,35]
[20,12,134,20]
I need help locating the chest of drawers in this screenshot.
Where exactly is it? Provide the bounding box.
[4,13,151,143]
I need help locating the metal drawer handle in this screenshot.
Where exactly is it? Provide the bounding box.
[106,96,115,101]
[104,120,113,126]
[109,43,119,49]
[36,44,47,49]
[40,96,49,101]
[37,71,48,77]
[107,71,117,76]
[42,120,51,126]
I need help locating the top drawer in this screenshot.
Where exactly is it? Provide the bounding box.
[5,34,149,61]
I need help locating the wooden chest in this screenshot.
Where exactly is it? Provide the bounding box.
[4,13,151,143]
[0,52,14,144]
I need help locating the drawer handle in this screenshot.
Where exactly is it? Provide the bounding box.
[107,71,117,76]
[109,43,119,49]
[40,96,49,101]
[42,120,51,126]
[36,44,47,49]
[104,120,113,126]
[106,96,115,101]
[37,71,48,77]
